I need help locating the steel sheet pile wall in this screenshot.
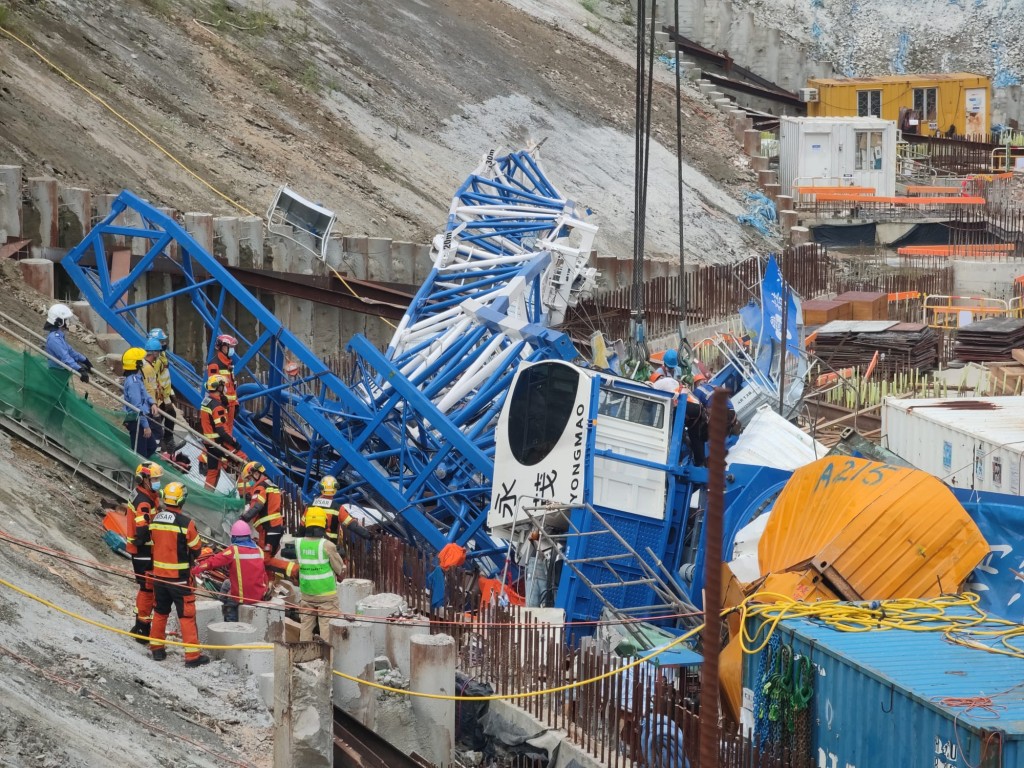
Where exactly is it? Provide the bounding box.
[742,611,1024,768]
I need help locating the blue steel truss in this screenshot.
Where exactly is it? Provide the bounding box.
[60,149,598,561]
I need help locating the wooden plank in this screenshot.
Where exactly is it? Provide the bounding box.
[1012,349,1024,365]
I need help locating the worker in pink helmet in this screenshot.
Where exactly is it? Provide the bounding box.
[192,520,269,622]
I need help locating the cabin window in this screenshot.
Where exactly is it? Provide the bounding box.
[507,364,580,466]
[913,87,938,122]
[855,130,884,170]
[856,89,882,118]
[597,388,665,429]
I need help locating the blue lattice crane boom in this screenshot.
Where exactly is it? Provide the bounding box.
[60,149,598,562]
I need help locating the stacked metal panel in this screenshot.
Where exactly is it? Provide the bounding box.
[954,317,1024,362]
[814,320,939,372]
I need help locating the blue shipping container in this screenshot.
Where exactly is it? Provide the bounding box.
[742,608,1024,768]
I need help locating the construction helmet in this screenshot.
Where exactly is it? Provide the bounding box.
[305,507,328,529]
[46,303,75,327]
[148,328,168,342]
[320,475,338,496]
[143,338,162,353]
[241,460,265,481]
[161,481,187,508]
[663,349,679,369]
[206,373,226,391]
[122,347,147,372]
[216,334,238,347]
[135,461,163,483]
[230,519,252,538]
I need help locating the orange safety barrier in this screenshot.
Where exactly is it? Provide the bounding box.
[897,244,1014,258]
[906,186,964,195]
[795,186,875,196]
[888,290,921,302]
[812,195,986,205]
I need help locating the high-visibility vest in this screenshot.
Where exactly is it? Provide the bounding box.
[297,538,336,596]
[140,360,159,401]
[153,352,174,403]
[227,544,268,604]
[149,509,201,580]
[207,352,237,404]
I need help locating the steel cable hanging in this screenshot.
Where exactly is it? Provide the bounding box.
[629,0,659,375]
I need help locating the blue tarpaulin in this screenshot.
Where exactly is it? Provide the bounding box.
[954,488,1024,623]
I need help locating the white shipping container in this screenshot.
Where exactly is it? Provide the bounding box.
[779,116,897,199]
[881,396,1024,495]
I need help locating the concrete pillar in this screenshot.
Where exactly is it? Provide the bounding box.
[272,639,333,768]
[184,212,215,253]
[764,183,782,205]
[239,216,265,268]
[743,129,761,157]
[366,237,392,283]
[413,243,434,284]
[791,226,811,245]
[780,209,799,234]
[194,599,224,645]
[730,111,748,143]
[19,259,54,298]
[329,618,377,727]
[58,186,92,247]
[757,170,778,188]
[338,578,374,617]
[342,236,369,280]
[751,155,769,173]
[207,621,272,675]
[714,98,733,114]
[240,597,286,640]
[258,672,275,710]
[390,241,415,285]
[355,593,408,656]
[0,165,21,238]
[94,194,118,239]
[776,195,794,212]
[71,300,104,334]
[26,177,59,249]
[410,634,456,768]
[385,616,431,676]
[214,216,241,266]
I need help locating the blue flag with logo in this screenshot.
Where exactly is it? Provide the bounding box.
[759,254,801,357]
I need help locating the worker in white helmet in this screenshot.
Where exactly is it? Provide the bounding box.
[43,303,91,383]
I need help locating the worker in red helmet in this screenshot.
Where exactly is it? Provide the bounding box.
[149,482,208,667]
[126,461,162,642]
[192,520,269,622]
[206,334,238,432]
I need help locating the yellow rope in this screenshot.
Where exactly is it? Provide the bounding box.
[0,24,258,217]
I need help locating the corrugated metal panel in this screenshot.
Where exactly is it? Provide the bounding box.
[883,396,1024,496]
[727,404,828,472]
[759,457,988,599]
[743,609,1024,767]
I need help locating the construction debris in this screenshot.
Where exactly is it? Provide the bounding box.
[954,317,1024,362]
[812,320,939,373]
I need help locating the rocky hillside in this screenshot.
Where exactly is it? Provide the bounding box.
[0,0,765,265]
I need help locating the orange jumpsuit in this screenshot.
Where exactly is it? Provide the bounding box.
[206,351,237,432]
[148,507,203,662]
[199,391,242,489]
[241,479,284,556]
[126,485,160,633]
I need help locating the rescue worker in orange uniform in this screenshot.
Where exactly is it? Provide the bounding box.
[200,374,244,490]
[148,481,209,667]
[238,461,284,556]
[206,334,238,432]
[305,474,373,553]
[127,461,162,642]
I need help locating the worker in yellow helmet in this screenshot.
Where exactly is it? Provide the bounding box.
[296,506,347,641]
[122,347,161,458]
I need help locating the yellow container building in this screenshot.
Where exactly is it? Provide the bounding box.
[804,73,991,138]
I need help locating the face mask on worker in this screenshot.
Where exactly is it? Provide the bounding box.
[227,347,235,358]
[151,479,162,491]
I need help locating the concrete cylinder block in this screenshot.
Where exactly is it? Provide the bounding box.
[71,301,103,334]
[0,165,22,238]
[329,618,377,726]
[698,82,716,96]
[751,155,769,173]
[239,597,286,640]
[214,216,241,266]
[764,183,782,205]
[207,621,270,676]
[258,671,275,711]
[410,634,456,768]
[780,210,799,233]
[184,212,215,252]
[338,578,374,617]
[238,216,265,269]
[27,177,59,248]
[366,237,393,283]
[385,616,431,677]
[341,236,369,280]
[790,225,811,245]
[58,186,92,244]
[355,592,408,655]
[714,98,734,114]
[272,640,333,768]
[18,258,54,298]
[743,129,761,157]
[195,599,225,645]
[757,169,778,188]
[775,195,794,213]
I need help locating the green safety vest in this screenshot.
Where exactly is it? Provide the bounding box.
[297,538,336,596]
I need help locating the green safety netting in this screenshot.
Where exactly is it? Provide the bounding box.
[0,341,242,537]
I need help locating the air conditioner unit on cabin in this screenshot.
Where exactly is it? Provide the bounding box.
[799,88,819,103]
